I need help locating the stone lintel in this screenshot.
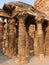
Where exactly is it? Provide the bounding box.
[17,14,27,21]
[0,9,10,18]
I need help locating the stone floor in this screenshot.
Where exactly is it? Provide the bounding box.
[0,55,49,65]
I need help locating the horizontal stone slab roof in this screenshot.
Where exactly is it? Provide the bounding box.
[0,1,48,20]
[0,9,10,18]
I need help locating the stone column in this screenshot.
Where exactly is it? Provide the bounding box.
[29,24,35,54]
[15,15,28,64]
[8,18,15,58]
[0,18,5,55]
[14,24,18,55]
[37,22,43,53]
[4,23,9,56]
[45,25,49,56]
[26,32,30,57]
[34,16,44,60]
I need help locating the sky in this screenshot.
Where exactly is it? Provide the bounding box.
[0,0,36,8]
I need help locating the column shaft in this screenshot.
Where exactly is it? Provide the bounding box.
[37,23,44,54]
[18,15,27,63]
[26,32,29,57]
[0,19,5,55]
[34,23,44,56]
[7,19,15,58]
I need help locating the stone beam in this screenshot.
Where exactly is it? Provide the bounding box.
[0,9,10,18]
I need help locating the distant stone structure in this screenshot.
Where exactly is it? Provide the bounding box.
[34,0,49,18]
[0,1,49,64]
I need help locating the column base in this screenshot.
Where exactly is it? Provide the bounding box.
[39,54,44,60]
[26,52,30,57]
[15,56,28,64]
[4,51,15,58]
[4,50,9,56]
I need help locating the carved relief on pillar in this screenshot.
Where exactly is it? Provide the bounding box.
[29,24,35,38]
[37,23,43,35]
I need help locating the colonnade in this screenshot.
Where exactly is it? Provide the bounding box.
[0,15,44,63]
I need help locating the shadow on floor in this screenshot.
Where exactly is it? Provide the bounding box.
[27,50,34,62]
[0,55,10,64]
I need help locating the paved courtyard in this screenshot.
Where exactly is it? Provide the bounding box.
[0,55,49,65]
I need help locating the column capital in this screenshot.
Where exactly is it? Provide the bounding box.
[8,18,16,24]
[35,16,44,24]
[17,14,27,21]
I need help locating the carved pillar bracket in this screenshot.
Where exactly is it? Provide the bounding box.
[34,16,44,60]
[35,16,44,35]
[16,14,28,64]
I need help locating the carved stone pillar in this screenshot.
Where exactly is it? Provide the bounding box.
[34,16,44,60]
[14,24,18,55]
[29,24,35,54]
[37,22,43,53]
[45,25,49,56]
[26,32,30,57]
[15,15,28,64]
[7,18,15,58]
[4,23,9,56]
[0,19,5,55]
